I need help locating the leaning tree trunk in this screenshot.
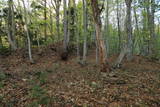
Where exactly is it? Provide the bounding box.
[91,0,110,72]
[114,0,133,67]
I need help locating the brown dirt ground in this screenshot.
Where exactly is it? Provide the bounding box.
[0,45,160,107]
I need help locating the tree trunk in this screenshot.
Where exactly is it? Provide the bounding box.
[0,35,2,48]
[150,0,156,55]
[114,0,133,67]
[91,0,110,72]
[49,8,54,40]
[104,0,110,57]
[133,0,140,54]
[22,0,33,63]
[0,19,3,48]
[82,0,87,64]
[7,0,17,51]
[125,0,133,61]
[44,0,47,42]
[56,5,60,40]
[116,0,121,52]
[63,0,68,53]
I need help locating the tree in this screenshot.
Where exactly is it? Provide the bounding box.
[90,0,110,72]
[116,0,121,52]
[114,0,133,67]
[51,0,61,40]
[63,0,68,53]
[7,0,17,50]
[22,0,34,63]
[44,0,47,42]
[103,0,110,57]
[82,0,87,64]
[125,0,133,60]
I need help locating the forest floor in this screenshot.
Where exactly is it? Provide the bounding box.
[0,44,160,107]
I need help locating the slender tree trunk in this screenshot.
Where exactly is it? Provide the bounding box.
[56,5,60,40]
[95,29,99,64]
[44,0,47,42]
[63,0,68,52]
[73,0,80,60]
[0,19,3,48]
[104,0,110,57]
[133,0,140,54]
[49,9,54,40]
[7,0,17,51]
[158,18,160,35]
[150,0,156,55]
[125,0,133,60]
[22,0,33,63]
[82,0,87,64]
[0,34,2,48]
[114,0,133,67]
[116,0,121,52]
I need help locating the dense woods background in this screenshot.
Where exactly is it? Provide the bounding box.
[0,0,159,64]
[0,0,160,106]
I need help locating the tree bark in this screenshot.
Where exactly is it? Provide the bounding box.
[114,0,133,67]
[7,0,17,51]
[22,0,33,63]
[116,0,121,52]
[91,0,110,72]
[125,0,133,60]
[52,0,61,41]
[82,0,87,64]
[44,0,47,42]
[63,0,68,53]
[104,0,110,57]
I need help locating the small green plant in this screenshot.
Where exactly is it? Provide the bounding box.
[0,81,5,89]
[34,71,48,85]
[0,72,6,81]
[30,85,45,98]
[29,84,50,106]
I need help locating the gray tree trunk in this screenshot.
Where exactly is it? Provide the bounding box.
[133,0,140,54]
[82,0,87,64]
[150,0,156,55]
[116,0,121,52]
[114,0,133,67]
[52,0,61,41]
[104,0,110,57]
[22,0,33,63]
[0,19,3,48]
[125,0,133,61]
[7,0,17,50]
[63,0,68,52]
[44,0,47,42]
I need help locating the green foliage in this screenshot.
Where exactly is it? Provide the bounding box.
[30,85,45,98]
[29,84,50,106]
[0,72,6,81]
[0,81,5,89]
[35,71,48,85]
[0,46,10,55]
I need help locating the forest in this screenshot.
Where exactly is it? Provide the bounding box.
[0,0,160,106]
